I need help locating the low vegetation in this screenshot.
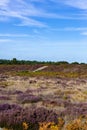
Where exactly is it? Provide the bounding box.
[0,60,87,129]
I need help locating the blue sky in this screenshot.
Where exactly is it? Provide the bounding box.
[0,0,87,62]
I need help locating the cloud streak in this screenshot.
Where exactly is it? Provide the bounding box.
[50,27,87,31]
[0,33,32,37]
[0,39,12,43]
[0,0,47,27]
[51,0,87,10]
[50,27,87,36]
[64,0,87,10]
[81,32,87,35]
[0,0,65,27]
[0,0,87,27]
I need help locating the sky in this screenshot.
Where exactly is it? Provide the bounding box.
[0,0,87,62]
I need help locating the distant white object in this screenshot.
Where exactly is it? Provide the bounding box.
[33,66,48,72]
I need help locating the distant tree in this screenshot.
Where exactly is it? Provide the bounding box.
[80,63,85,65]
[0,59,11,64]
[11,58,18,64]
[71,62,79,65]
[55,61,69,65]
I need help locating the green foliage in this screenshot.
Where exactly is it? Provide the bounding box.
[13,71,81,78]
[71,62,79,64]
[0,59,69,65]
[54,61,69,65]
[11,58,18,64]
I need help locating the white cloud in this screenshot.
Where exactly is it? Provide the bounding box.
[50,27,87,31]
[16,17,47,27]
[81,32,87,35]
[0,33,31,37]
[51,0,87,9]
[64,0,87,10]
[0,0,10,6]
[0,0,47,27]
[64,27,87,31]
[0,33,48,40]
[0,39,12,43]
[29,0,45,2]
[0,0,87,27]
[0,0,59,27]
[50,27,87,36]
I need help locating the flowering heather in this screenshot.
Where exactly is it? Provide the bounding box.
[0,104,21,111]
[17,93,42,104]
[0,103,58,129]
[0,96,10,100]
[7,90,23,95]
[62,103,87,119]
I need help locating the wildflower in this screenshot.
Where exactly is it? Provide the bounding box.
[23,122,28,130]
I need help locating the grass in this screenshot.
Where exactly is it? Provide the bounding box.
[1,64,87,78]
[0,81,14,87]
[11,71,87,78]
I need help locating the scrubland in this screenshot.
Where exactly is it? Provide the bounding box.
[0,64,87,130]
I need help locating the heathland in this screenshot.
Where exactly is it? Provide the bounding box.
[0,59,87,130]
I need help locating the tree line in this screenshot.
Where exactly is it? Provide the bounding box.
[0,58,85,65]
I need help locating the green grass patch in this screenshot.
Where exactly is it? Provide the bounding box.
[11,71,85,78]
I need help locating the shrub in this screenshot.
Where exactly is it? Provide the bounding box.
[17,93,42,104]
[0,104,58,130]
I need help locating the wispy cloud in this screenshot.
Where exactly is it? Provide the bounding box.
[0,0,9,6]
[64,0,87,10]
[63,27,87,31]
[50,0,87,20]
[64,27,87,36]
[81,32,87,35]
[51,0,87,10]
[0,39,12,43]
[0,0,87,28]
[0,33,31,37]
[50,27,87,31]
[0,0,60,27]
[0,33,48,40]
[0,0,47,27]
[50,27,87,36]
[29,0,45,3]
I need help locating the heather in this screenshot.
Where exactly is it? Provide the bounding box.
[0,104,58,130]
[0,64,87,129]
